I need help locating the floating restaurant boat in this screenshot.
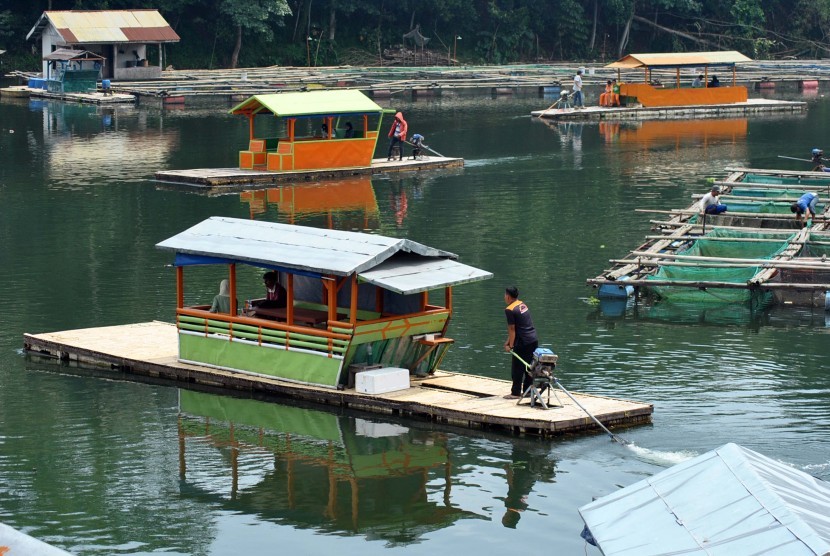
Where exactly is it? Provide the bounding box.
[579,442,830,555]
[531,51,805,121]
[24,218,653,436]
[589,168,830,308]
[155,89,463,188]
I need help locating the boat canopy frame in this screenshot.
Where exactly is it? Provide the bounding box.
[606,50,752,89]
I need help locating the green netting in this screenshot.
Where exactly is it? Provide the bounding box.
[730,188,812,198]
[804,234,830,258]
[645,229,790,304]
[743,173,830,186]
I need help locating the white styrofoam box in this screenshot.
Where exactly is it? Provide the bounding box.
[354,418,409,438]
[355,366,410,395]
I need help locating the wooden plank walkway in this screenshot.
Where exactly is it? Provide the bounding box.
[531,98,805,122]
[23,322,652,437]
[155,156,464,189]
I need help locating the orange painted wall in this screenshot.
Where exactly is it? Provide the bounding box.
[620,84,748,107]
[291,138,376,170]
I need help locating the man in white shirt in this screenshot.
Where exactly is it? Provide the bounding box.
[699,185,727,215]
[572,69,584,108]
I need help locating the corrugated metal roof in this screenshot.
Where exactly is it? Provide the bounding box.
[358,254,493,295]
[607,51,752,69]
[27,10,179,44]
[230,90,384,118]
[155,218,490,285]
[579,443,830,556]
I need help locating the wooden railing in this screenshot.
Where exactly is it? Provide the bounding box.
[176,308,352,356]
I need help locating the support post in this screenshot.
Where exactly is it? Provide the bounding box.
[229,263,237,315]
[176,266,184,309]
[350,274,359,325]
[286,274,294,325]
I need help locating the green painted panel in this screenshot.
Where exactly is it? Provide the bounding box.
[179,390,342,441]
[352,313,449,345]
[179,333,343,387]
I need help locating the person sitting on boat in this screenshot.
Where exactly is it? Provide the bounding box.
[700,185,727,215]
[209,279,236,314]
[410,133,425,159]
[791,192,819,228]
[320,121,329,138]
[610,78,621,106]
[387,111,408,161]
[599,80,613,107]
[344,121,355,138]
[709,75,720,88]
[255,271,287,309]
[692,74,704,88]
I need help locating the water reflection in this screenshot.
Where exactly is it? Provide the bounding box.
[239,178,380,230]
[177,390,484,544]
[35,100,179,188]
[598,119,747,147]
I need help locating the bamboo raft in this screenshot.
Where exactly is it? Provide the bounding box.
[155,156,464,189]
[530,98,806,122]
[589,168,830,308]
[23,321,653,437]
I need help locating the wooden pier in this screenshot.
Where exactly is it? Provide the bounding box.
[155,156,464,189]
[0,85,136,104]
[531,98,805,122]
[23,322,653,437]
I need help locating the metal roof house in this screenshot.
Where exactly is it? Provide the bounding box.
[579,443,830,555]
[156,217,492,388]
[26,10,180,81]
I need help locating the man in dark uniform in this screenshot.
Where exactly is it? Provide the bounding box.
[503,286,539,399]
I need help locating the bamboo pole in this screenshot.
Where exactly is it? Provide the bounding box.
[637,208,813,221]
[627,250,822,265]
[714,180,830,190]
[648,220,801,232]
[588,277,830,291]
[642,235,800,243]
[609,259,830,270]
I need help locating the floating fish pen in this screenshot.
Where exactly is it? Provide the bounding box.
[588,168,830,309]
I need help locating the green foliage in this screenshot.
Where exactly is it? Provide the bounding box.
[3,0,830,69]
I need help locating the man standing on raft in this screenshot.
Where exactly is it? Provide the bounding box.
[503,286,538,399]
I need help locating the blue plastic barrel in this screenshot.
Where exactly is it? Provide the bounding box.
[598,276,635,300]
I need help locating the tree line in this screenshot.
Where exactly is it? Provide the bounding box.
[1,0,829,72]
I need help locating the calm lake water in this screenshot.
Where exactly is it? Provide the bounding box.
[1,85,829,555]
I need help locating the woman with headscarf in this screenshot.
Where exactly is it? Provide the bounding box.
[209,279,232,314]
[386,111,407,161]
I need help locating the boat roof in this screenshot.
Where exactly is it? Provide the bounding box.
[156,217,492,294]
[579,443,830,555]
[607,51,752,69]
[229,89,386,118]
[43,48,105,61]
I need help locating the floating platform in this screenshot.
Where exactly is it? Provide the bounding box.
[155,156,464,189]
[2,86,135,104]
[588,167,830,308]
[530,98,805,121]
[23,321,653,437]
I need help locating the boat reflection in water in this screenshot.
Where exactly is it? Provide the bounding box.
[598,118,748,148]
[177,390,484,542]
[240,177,380,229]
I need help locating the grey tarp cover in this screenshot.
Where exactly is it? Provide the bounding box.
[156,217,492,292]
[579,443,830,556]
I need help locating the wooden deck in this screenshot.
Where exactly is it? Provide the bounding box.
[155,156,464,189]
[531,98,805,121]
[23,322,652,437]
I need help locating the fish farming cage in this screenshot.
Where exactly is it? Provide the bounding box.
[773,235,830,308]
[644,229,795,306]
